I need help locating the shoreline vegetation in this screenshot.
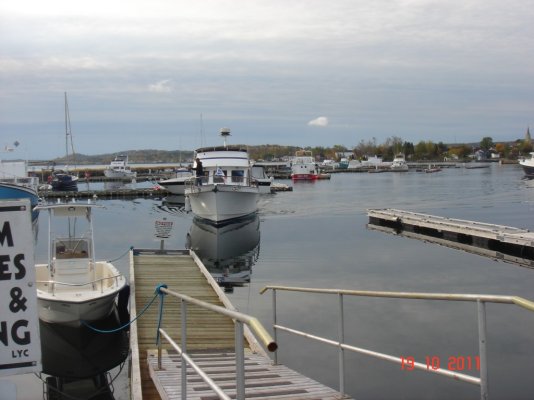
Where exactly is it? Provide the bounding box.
[28,134,532,166]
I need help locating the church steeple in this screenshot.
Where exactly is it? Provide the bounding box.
[525,126,532,144]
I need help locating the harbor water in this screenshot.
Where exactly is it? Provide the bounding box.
[5,163,534,399]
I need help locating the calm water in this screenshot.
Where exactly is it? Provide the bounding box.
[6,163,534,399]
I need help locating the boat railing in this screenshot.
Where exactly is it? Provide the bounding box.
[186,174,253,188]
[156,287,277,400]
[37,274,123,295]
[260,285,534,400]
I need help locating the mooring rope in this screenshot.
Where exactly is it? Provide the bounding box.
[156,283,167,345]
[106,246,134,263]
[82,283,167,334]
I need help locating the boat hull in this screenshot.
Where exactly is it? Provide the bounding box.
[519,159,534,177]
[186,184,259,224]
[35,262,127,326]
[103,169,137,179]
[51,174,79,191]
[291,173,318,180]
[0,182,39,220]
[158,177,192,194]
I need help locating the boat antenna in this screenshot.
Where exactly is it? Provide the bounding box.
[220,127,231,148]
[200,113,206,148]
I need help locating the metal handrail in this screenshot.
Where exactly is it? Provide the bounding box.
[36,274,122,294]
[260,285,534,400]
[161,287,277,351]
[157,287,277,400]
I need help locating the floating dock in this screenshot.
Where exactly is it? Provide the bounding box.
[367,209,534,266]
[129,248,349,400]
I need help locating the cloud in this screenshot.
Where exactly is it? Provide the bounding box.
[308,116,329,127]
[148,80,173,93]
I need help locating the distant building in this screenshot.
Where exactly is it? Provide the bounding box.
[525,127,532,144]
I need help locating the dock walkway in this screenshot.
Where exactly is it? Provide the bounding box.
[130,249,350,400]
[367,209,534,262]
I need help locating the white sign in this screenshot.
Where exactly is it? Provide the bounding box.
[154,219,174,239]
[0,200,41,376]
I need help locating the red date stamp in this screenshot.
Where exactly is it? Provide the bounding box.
[400,356,480,371]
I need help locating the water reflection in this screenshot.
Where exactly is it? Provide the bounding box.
[186,214,260,292]
[40,306,128,399]
[154,195,187,216]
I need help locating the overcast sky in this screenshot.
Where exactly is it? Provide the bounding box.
[1,0,533,159]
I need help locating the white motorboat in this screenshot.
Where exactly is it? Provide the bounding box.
[390,153,409,172]
[185,128,259,224]
[158,168,193,194]
[104,154,137,179]
[519,152,534,177]
[34,202,127,326]
[291,150,319,180]
[251,165,273,194]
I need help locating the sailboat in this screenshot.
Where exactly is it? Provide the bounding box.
[50,93,79,191]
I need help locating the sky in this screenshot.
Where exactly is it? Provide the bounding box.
[1,0,533,160]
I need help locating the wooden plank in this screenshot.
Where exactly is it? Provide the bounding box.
[130,250,240,400]
[147,349,351,400]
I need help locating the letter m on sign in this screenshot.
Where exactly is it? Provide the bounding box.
[0,221,14,247]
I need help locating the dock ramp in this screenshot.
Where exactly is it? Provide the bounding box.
[129,249,351,400]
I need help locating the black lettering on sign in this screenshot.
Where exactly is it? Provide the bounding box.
[14,254,25,280]
[0,255,11,281]
[0,321,7,346]
[12,320,30,345]
[0,321,31,346]
[0,221,14,247]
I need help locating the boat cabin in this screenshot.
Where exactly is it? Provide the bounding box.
[193,146,254,186]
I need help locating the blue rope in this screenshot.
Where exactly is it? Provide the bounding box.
[107,246,134,263]
[82,283,167,334]
[156,283,167,345]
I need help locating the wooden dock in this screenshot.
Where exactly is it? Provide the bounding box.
[129,248,349,400]
[367,208,534,262]
[39,187,170,200]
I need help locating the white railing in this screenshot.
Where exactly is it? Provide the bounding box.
[260,285,534,400]
[157,287,277,400]
[36,274,122,294]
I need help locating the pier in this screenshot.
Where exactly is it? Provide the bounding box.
[367,208,534,265]
[129,248,350,400]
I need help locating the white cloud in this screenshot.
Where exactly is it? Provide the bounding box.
[308,116,329,127]
[148,80,173,93]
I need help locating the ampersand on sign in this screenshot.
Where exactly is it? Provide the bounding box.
[9,287,27,312]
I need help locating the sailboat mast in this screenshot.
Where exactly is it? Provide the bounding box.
[64,92,77,168]
[64,92,69,161]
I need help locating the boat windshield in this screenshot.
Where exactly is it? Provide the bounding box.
[54,238,91,259]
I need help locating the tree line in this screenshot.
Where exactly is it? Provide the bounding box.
[249,136,533,162]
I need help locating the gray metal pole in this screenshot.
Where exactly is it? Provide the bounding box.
[338,293,345,396]
[235,321,245,400]
[477,300,489,400]
[273,289,278,365]
[181,299,187,400]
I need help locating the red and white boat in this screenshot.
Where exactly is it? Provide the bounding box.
[291,150,319,180]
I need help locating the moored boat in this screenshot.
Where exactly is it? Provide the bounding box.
[251,165,273,194]
[0,159,40,220]
[519,152,534,177]
[291,150,319,180]
[51,93,79,191]
[390,153,409,172]
[158,168,193,195]
[104,154,137,179]
[34,202,127,326]
[185,128,259,224]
